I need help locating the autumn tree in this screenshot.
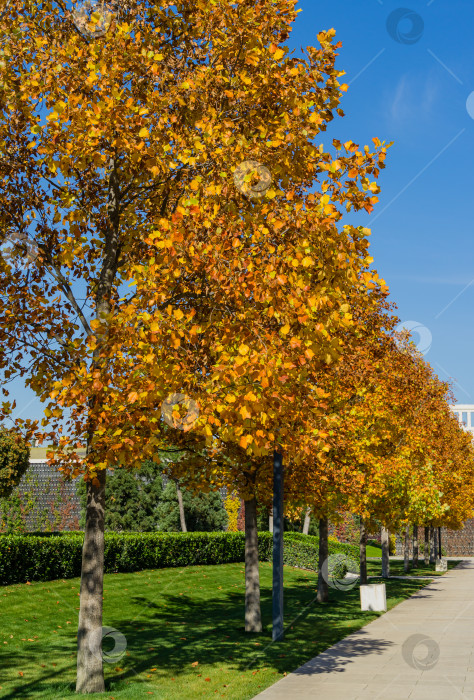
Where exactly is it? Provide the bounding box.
[0,0,389,690]
[300,320,474,583]
[0,426,30,499]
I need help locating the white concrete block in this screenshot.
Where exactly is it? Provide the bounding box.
[436,557,448,571]
[360,583,387,611]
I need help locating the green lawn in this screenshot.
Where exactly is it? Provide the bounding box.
[367,559,462,578]
[0,561,435,699]
[366,544,382,557]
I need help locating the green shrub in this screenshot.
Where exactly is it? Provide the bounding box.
[327,552,359,580]
[389,534,396,555]
[0,530,358,585]
[279,533,358,572]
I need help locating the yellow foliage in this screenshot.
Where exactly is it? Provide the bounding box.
[224,492,241,532]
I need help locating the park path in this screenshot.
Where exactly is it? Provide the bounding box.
[253,560,474,700]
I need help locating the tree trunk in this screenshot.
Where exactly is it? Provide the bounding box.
[359,519,367,585]
[269,507,273,533]
[424,526,430,565]
[76,468,106,693]
[429,526,435,564]
[174,479,187,532]
[302,507,311,535]
[403,524,410,573]
[317,517,329,602]
[76,154,118,692]
[381,526,390,578]
[244,496,262,632]
[412,524,418,568]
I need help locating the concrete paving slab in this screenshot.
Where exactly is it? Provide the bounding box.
[253,560,474,700]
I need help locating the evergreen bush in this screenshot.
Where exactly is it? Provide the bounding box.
[0,530,358,585]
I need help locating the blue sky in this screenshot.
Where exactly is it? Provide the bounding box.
[288,0,474,404]
[6,0,474,427]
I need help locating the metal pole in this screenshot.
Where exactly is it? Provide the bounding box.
[438,527,442,558]
[272,449,284,642]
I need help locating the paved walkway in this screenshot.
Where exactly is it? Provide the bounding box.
[254,560,474,700]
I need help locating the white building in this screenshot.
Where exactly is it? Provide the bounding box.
[450,405,474,435]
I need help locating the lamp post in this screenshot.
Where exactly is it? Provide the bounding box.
[272,448,284,641]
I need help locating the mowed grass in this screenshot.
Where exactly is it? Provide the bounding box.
[366,545,382,557]
[367,559,463,578]
[0,562,432,700]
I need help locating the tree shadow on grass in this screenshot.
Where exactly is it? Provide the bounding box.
[113,576,424,682]
[0,572,426,697]
[0,639,77,699]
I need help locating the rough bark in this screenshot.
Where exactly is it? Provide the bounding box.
[403,523,410,573]
[412,524,418,568]
[429,526,435,564]
[302,507,311,535]
[174,479,187,532]
[359,519,367,585]
[424,526,430,565]
[76,468,106,693]
[317,517,329,602]
[269,507,273,533]
[381,526,390,578]
[244,496,262,632]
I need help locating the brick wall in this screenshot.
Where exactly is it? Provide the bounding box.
[395,520,474,556]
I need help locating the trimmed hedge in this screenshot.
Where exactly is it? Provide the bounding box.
[0,530,358,586]
[278,532,358,572]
